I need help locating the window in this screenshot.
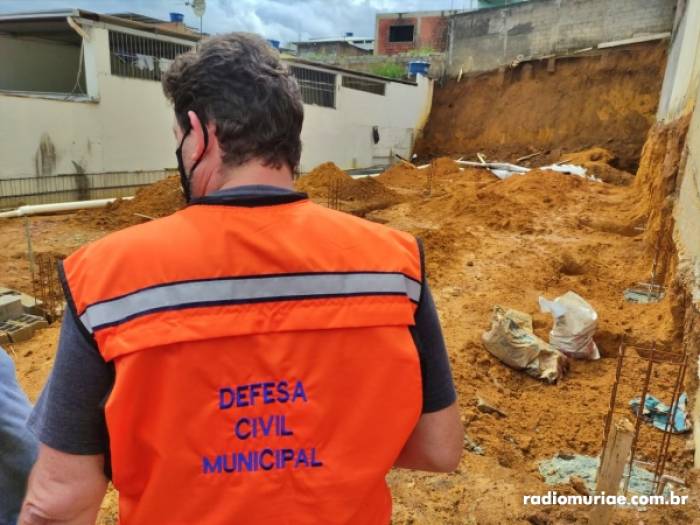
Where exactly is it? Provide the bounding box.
[109,30,193,81]
[0,32,86,96]
[341,76,386,96]
[389,25,414,43]
[289,66,336,108]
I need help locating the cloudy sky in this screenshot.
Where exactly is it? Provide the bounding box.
[0,0,480,44]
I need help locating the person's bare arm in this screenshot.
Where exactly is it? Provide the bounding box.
[394,401,462,472]
[19,445,107,525]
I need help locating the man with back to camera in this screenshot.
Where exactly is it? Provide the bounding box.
[19,33,462,525]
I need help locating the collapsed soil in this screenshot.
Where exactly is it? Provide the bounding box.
[416,42,668,172]
[3,140,698,523]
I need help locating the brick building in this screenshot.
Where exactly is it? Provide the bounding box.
[375,10,458,55]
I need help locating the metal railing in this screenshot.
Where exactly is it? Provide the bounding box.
[289,66,336,108]
[108,30,193,81]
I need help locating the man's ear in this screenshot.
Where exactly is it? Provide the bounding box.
[186,110,207,160]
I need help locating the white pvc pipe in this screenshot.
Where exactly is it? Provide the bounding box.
[0,197,134,218]
[456,160,530,173]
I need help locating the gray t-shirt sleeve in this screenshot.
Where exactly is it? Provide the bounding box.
[27,308,113,455]
[412,281,458,413]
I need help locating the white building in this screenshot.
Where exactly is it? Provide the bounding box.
[0,9,432,207]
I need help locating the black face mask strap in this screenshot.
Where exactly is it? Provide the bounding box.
[176,121,209,203]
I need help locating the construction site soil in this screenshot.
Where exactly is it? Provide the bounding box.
[415,42,668,173]
[3,142,698,523]
[2,42,698,524]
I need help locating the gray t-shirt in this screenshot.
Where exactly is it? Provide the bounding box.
[29,185,456,457]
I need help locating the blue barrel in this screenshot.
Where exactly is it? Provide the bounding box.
[267,39,281,49]
[407,61,430,77]
[169,12,185,23]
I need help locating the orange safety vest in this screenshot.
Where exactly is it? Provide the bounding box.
[60,194,424,525]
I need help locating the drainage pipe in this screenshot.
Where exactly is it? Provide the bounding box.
[0,197,134,218]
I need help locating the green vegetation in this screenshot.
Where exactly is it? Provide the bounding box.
[369,62,405,79]
[406,47,435,57]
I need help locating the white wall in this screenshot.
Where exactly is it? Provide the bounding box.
[0,94,101,178]
[299,72,432,172]
[0,24,185,180]
[654,0,700,467]
[660,0,700,288]
[0,23,432,186]
[657,1,700,121]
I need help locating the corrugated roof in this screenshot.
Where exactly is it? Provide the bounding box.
[0,8,201,42]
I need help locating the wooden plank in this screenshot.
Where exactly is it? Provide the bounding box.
[589,418,635,525]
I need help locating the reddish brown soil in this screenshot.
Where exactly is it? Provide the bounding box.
[561,147,635,186]
[416,42,668,172]
[295,161,400,214]
[2,46,698,521]
[4,136,698,523]
[295,161,352,195]
[75,174,185,230]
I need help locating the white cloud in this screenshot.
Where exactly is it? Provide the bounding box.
[0,0,478,45]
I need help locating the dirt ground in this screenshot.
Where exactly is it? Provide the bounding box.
[415,42,668,173]
[3,142,698,523]
[2,39,697,525]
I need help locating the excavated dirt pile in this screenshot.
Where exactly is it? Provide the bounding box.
[294,161,350,196]
[416,42,667,172]
[3,146,698,523]
[76,174,185,229]
[368,157,697,524]
[560,147,635,186]
[376,157,496,194]
[375,162,422,188]
[295,161,400,214]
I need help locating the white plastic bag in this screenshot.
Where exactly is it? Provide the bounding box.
[539,291,600,360]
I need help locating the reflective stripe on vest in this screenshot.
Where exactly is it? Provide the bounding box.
[78,271,422,334]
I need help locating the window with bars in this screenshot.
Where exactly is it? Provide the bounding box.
[289,65,336,108]
[108,30,193,81]
[341,76,386,96]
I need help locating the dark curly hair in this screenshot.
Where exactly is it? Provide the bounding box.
[162,33,304,172]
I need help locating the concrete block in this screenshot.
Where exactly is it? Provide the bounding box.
[7,323,34,343]
[0,320,29,343]
[19,293,43,316]
[0,287,44,316]
[0,294,23,322]
[0,315,49,343]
